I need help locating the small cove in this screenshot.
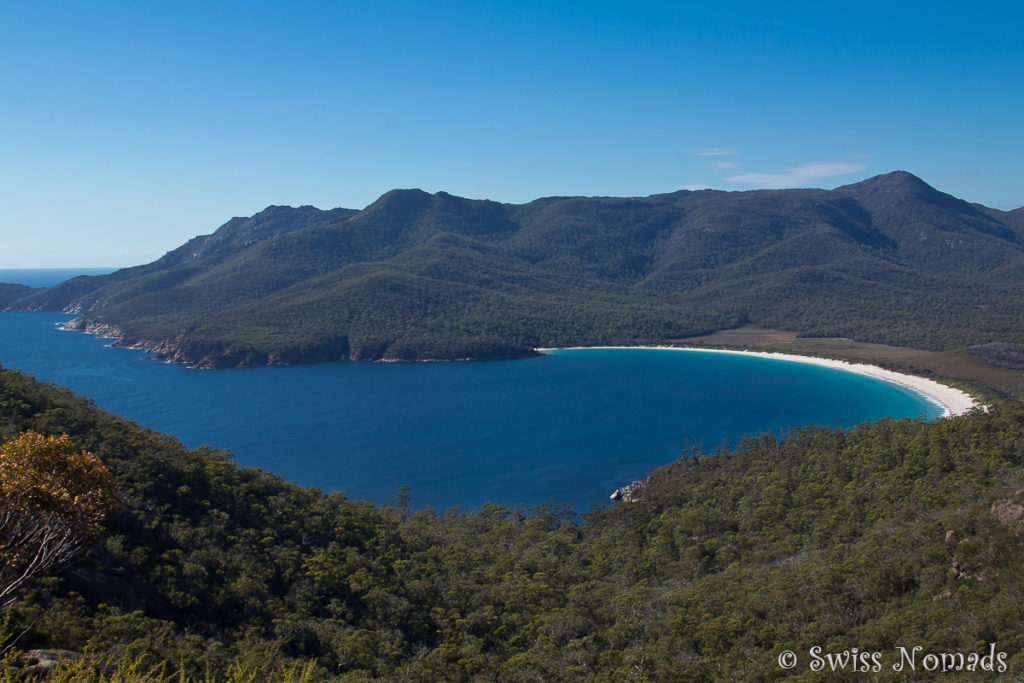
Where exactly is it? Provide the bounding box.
[0,312,940,510]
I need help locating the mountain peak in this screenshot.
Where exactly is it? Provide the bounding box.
[362,188,434,217]
[372,188,432,203]
[836,170,934,196]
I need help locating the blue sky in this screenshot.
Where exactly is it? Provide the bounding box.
[2,1,1022,267]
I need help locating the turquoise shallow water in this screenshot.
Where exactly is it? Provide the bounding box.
[0,312,939,510]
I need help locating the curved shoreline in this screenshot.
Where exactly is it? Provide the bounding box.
[536,345,981,418]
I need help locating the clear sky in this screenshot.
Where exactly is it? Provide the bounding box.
[2,0,1022,267]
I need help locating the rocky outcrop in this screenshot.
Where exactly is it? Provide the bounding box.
[610,480,647,503]
[8,650,82,677]
[991,488,1024,525]
[61,318,125,340]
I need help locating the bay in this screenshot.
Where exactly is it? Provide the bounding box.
[0,312,939,510]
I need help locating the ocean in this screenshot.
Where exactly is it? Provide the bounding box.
[0,268,120,288]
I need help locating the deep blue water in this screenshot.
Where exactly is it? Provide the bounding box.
[0,312,940,511]
[0,268,119,288]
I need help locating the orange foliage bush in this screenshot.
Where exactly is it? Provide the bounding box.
[0,431,117,606]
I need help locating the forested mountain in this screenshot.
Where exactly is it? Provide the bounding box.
[4,171,1024,366]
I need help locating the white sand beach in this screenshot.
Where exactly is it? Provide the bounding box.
[536,346,981,418]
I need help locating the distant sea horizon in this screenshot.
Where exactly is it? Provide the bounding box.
[0,267,120,289]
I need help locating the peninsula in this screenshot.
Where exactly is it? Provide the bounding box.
[3,171,1024,369]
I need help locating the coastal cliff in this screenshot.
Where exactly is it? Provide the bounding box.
[62,317,536,367]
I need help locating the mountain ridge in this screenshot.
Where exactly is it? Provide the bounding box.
[4,171,1024,367]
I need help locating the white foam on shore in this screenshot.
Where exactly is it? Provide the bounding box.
[536,345,981,418]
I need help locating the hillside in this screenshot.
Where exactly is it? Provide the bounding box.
[2,362,1023,679]
[4,171,1024,366]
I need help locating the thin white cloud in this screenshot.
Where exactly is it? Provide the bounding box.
[675,184,717,191]
[694,148,738,157]
[724,159,867,189]
[712,161,740,170]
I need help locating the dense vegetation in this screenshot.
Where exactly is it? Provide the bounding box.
[4,172,1024,366]
[970,342,1024,370]
[2,362,1024,679]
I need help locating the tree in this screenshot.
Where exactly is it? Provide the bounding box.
[0,431,117,606]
